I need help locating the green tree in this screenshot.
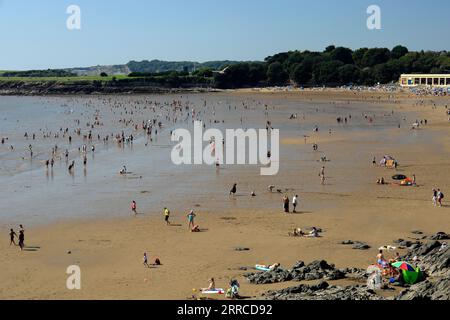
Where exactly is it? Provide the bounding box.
[391,45,409,59]
[291,63,312,85]
[267,62,288,85]
[312,61,344,85]
[330,47,354,65]
[361,48,391,68]
[352,48,368,67]
[325,45,336,53]
[338,64,360,84]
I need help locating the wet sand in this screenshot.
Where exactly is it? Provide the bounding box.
[1,90,449,299]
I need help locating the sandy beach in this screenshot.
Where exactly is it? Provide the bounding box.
[1,89,449,300]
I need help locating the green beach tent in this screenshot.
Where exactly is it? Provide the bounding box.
[391,261,421,285]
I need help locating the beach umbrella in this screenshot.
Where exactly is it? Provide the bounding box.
[391,261,421,285]
[391,261,415,271]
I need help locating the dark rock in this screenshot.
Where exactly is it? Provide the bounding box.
[429,232,450,240]
[352,242,371,250]
[292,261,305,269]
[396,279,450,300]
[234,247,250,251]
[411,230,424,235]
[341,240,371,250]
[263,283,384,300]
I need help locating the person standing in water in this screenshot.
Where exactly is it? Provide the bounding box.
[229,183,237,196]
[283,195,290,213]
[131,201,137,215]
[320,166,325,185]
[292,195,299,213]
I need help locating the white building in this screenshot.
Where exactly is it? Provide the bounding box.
[400,74,450,87]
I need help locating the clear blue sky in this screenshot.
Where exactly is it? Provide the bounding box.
[0,0,449,70]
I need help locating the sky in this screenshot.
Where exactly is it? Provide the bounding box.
[0,0,449,70]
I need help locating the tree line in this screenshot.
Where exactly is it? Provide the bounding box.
[213,45,450,88]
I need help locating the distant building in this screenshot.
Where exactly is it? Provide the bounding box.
[400,74,450,87]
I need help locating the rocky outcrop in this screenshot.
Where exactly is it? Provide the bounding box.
[262,281,384,300]
[396,279,450,300]
[246,260,350,284]
[0,80,215,96]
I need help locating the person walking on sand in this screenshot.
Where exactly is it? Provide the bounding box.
[187,210,196,231]
[18,230,25,251]
[437,189,444,207]
[432,189,438,207]
[164,207,171,225]
[283,195,290,213]
[143,252,150,268]
[9,229,17,246]
[292,195,299,213]
[131,201,137,215]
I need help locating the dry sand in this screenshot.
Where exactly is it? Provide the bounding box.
[1,90,449,300]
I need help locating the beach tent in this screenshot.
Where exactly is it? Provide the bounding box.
[391,261,421,285]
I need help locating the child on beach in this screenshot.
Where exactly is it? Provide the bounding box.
[164,207,171,225]
[432,189,437,206]
[9,229,17,246]
[143,252,150,268]
[131,201,137,215]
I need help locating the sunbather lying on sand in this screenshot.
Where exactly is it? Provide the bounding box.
[289,228,305,237]
[289,227,320,238]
